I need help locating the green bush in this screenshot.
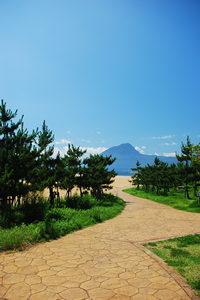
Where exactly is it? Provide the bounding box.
[0,194,125,252]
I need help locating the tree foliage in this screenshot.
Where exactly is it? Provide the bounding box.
[0,101,117,213]
[130,137,200,199]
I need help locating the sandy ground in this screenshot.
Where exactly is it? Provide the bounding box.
[42,176,132,198]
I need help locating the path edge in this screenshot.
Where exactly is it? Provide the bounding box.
[133,242,200,300]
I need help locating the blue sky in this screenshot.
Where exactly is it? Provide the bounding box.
[1,0,199,158]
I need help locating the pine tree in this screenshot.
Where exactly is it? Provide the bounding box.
[83,154,117,200]
[176,136,193,199]
[36,120,56,206]
[0,100,39,211]
[130,160,141,190]
[64,144,87,198]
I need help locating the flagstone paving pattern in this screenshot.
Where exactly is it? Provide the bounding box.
[1,187,200,300]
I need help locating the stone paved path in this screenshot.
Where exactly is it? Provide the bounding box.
[1,187,200,300]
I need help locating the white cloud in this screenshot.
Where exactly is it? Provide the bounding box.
[143,134,175,140]
[141,146,146,149]
[55,139,71,145]
[81,139,91,143]
[154,153,159,156]
[197,135,200,137]
[53,145,108,159]
[80,147,108,156]
[97,132,100,134]
[135,146,145,154]
[163,152,176,157]
[160,142,177,146]
[53,146,68,157]
[161,135,173,139]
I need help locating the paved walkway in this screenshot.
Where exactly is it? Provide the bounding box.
[1,187,200,300]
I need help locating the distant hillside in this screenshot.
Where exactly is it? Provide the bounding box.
[102,143,178,175]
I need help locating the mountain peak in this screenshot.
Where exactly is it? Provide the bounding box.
[102,143,141,158]
[102,143,178,175]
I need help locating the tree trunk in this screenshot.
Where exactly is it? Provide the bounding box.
[49,186,54,207]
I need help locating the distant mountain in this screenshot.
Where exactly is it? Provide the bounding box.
[102,143,178,175]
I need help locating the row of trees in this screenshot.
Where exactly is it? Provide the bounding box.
[130,136,200,198]
[0,100,117,212]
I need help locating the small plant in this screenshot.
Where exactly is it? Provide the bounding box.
[0,194,125,252]
[144,234,200,296]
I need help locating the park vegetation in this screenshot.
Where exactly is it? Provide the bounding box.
[127,135,200,296]
[143,234,200,296]
[0,100,122,252]
[129,135,200,200]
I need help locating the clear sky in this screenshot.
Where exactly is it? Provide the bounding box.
[1,0,199,158]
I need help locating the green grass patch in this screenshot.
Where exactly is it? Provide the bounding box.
[143,234,200,296]
[123,187,200,213]
[0,194,125,253]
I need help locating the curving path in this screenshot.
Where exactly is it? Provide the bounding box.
[1,187,200,300]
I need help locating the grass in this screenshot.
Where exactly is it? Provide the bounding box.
[124,186,200,296]
[0,194,125,253]
[123,186,200,213]
[143,234,200,296]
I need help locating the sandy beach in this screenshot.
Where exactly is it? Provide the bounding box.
[42,176,133,198]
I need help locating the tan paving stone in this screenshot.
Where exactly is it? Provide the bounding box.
[30,283,46,294]
[3,273,25,285]
[149,282,166,290]
[78,262,97,269]
[88,287,115,299]
[17,266,38,275]
[46,285,67,293]
[80,279,100,290]
[101,277,129,289]
[25,275,41,285]
[59,287,88,300]
[26,252,43,258]
[135,269,159,279]
[131,294,157,299]
[37,269,57,277]
[84,268,107,276]
[154,289,181,299]
[94,262,118,269]
[166,280,183,291]
[139,287,157,295]
[37,264,50,272]
[49,265,66,272]
[61,280,80,288]
[92,276,109,283]
[117,260,139,268]
[30,258,46,266]
[46,258,66,267]
[128,278,151,288]
[66,274,91,283]
[149,275,170,284]
[119,271,136,280]
[29,290,61,300]
[176,288,193,299]
[57,267,84,277]
[157,268,171,277]
[42,275,66,286]
[3,264,18,273]
[0,285,7,298]
[110,295,131,300]
[114,286,139,296]
[1,188,200,299]
[14,257,32,267]
[4,282,31,300]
